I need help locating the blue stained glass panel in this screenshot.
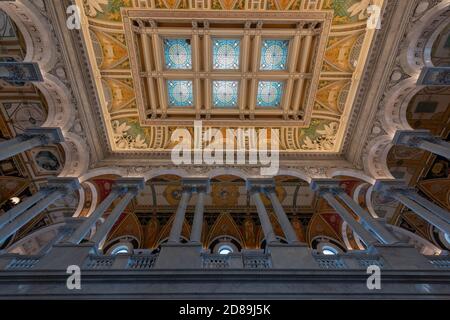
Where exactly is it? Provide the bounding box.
[256,81,283,107]
[212,81,239,107]
[260,40,289,71]
[164,39,192,69]
[167,80,193,107]
[213,39,240,70]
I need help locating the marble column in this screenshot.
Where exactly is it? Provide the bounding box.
[335,190,399,244]
[0,62,43,82]
[310,179,378,247]
[188,178,210,243]
[374,180,450,235]
[0,178,80,244]
[0,128,64,161]
[190,190,206,243]
[246,180,277,244]
[0,188,50,229]
[91,178,144,246]
[264,186,299,244]
[168,187,192,243]
[404,190,450,224]
[393,130,450,159]
[68,186,126,244]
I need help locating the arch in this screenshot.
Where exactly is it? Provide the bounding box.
[0,1,90,180]
[399,1,450,75]
[276,168,311,183]
[78,167,127,183]
[72,180,98,218]
[207,167,249,181]
[388,225,442,255]
[329,169,375,184]
[364,135,395,179]
[59,132,90,178]
[6,222,66,255]
[143,168,190,181]
[0,0,58,70]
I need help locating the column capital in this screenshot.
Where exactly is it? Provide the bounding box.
[309,178,344,195]
[246,178,275,194]
[392,130,436,147]
[23,127,65,144]
[114,177,145,194]
[182,177,211,193]
[46,177,81,192]
[373,179,414,194]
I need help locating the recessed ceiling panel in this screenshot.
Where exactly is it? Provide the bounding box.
[167,80,193,107]
[257,81,283,107]
[164,38,192,70]
[260,40,289,71]
[213,39,240,70]
[212,80,239,108]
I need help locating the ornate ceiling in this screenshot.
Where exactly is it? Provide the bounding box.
[76,0,382,153]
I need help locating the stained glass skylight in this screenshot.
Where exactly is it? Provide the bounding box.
[256,81,283,107]
[167,80,193,107]
[212,81,239,107]
[213,39,240,70]
[260,40,289,71]
[163,39,192,69]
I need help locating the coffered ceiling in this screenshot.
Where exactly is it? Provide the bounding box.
[76,0,383,154]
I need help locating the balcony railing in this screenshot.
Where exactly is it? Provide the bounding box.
[6,256,40,270]
[127,254,158,270]
[202,254,230,269]
[314,255,347,269]
[201,252,272,269]
[428,256,450,269]
[83,255,115,270]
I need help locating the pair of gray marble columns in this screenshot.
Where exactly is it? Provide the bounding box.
[68,178,145,247]
[393,130,450,159]
[247,179,300,245]
[310,179,399,247]
[0,128,64,161]
[0,177,80,244]
[168,178,210,244]
[374,180,450,236]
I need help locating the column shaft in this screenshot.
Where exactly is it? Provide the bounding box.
[168,191,191,243]
[337,191,399,244]
[321,192,378,246]
[0,135,44,161]
[68,189,122,244]
[266,190,298,243]
[417,139,450,159]
[0,190,64,243]
[190,191,205,243]
[0,189,49,229]
[405,192,450,224]
[252,192,277,243]
[91,191,136,245]
[394,192,450,235]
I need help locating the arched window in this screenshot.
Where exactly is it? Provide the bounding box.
[110,245,130,255]
[218,244,234,255]
[321,246,338,255]
[445,233,450,245]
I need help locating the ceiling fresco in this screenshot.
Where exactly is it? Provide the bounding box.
[76,0,383,153]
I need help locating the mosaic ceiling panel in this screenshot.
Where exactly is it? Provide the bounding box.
[76,0,383,153]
